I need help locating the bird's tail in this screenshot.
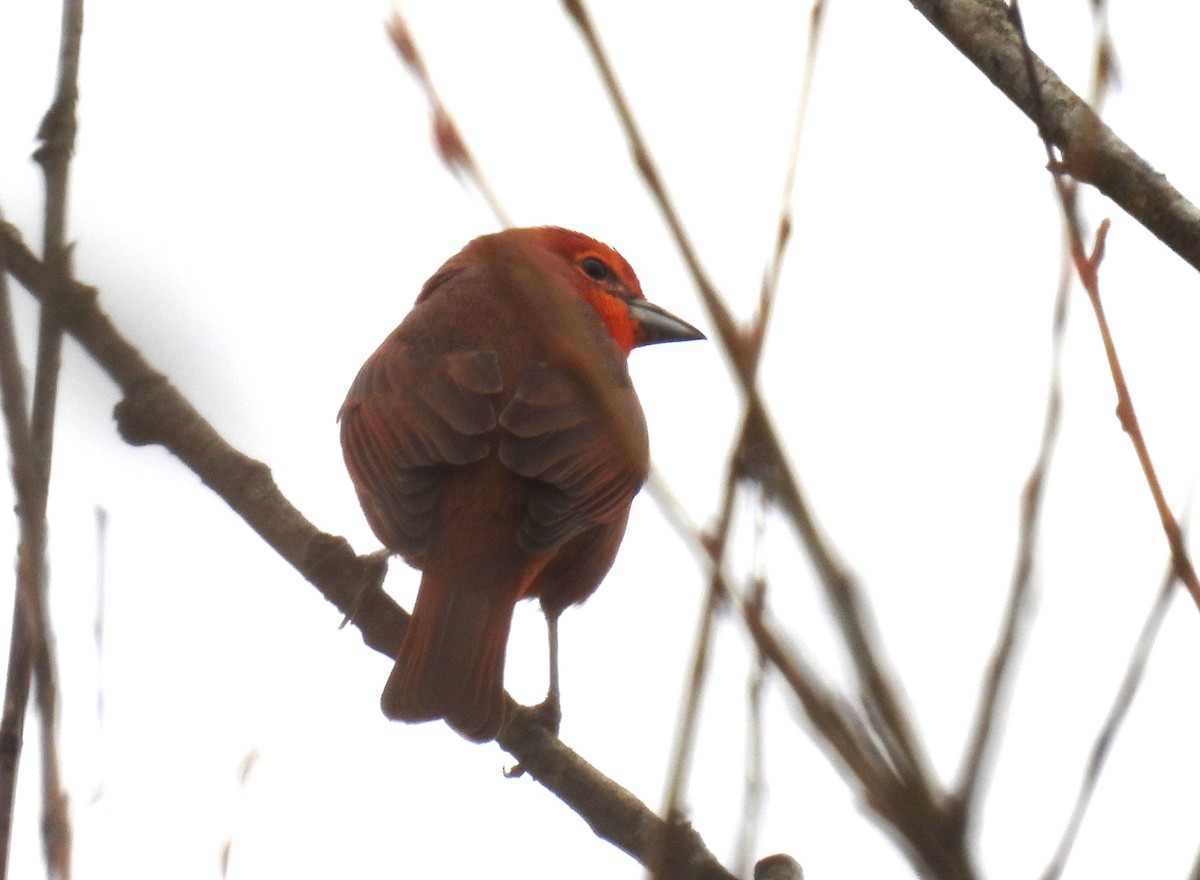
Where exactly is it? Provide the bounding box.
[381,574,514,743]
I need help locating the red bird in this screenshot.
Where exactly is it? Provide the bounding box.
[339,227,703,742]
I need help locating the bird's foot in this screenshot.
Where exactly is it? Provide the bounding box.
[338,548,390,630]
[529,692,562,737]
[502,696,562,779]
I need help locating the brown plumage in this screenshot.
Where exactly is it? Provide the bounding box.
[339,227,703,742]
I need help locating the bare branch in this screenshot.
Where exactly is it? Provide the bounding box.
[733,566,768,879]
[385,10,512,228]
[1004,1,1200,614]
[0,223,737,880]
[661,546,725,789]
[1,220,400,659]
[2,0,89,875]
[372,24,763,875]
[1039,563,1180,880]
[649,470,976,878]
[954,249,1069,819]
[563,0,944,832]
[906,0,1200,274]
[652,465,736,877]
[955,0,1121,821]
[748,0,827,375]
[0,220,38,880]
[656,9,828,852]
[499,708,736,880]
[736,595,975,880]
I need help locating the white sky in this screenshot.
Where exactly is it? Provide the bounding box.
[2,1,1200,878]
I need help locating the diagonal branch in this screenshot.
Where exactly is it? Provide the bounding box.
[0,221,402,653]
[954,249,1069,820]
[3,0,88,875]
[1039,561,1180,880]
[385,10,512,228]
[651,468,977,879]
[0,221,736,880]
[497,709,735,880]
[0,222,38,880]
[1003,1,1200,614]
[562,0,942,824]
[747,0,827,376]
[906,0,1200,274]
[655,4,828,861]
[954,0,1120,820]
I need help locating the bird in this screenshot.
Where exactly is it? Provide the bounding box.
[339,226,703,742]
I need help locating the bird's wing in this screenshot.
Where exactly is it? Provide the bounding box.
[340,339,503,556]
[498,361,649,554]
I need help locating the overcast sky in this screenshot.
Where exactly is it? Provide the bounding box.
[3,2,1200,878]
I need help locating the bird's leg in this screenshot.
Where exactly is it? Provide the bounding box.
[530,608,562,736]
[502,610,562,779]
[547,609,560,706]
[338,548,390,630]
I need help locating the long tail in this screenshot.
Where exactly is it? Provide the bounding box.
[381,573,515,743]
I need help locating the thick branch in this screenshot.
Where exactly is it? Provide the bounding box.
[1,222,401,653]
[498,708,735,880]
[0,222,734,880]
[907,0,1200,273]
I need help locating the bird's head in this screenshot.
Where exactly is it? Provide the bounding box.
[524,226,705,355]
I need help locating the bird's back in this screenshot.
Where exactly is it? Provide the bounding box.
[340,246,649,740]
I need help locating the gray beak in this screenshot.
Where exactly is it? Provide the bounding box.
[628,299,706,348]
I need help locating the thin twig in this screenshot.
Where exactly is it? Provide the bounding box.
[747,0,827,374]
[654,11,827,829]
[25,1,87,874]
[1084,0,1120,113]
[656,8,827,852]
[1080,227,1200,608]
[733,527,769,879]
[90,505,107,804]
[563,0,942,825]
[954,0,1119,821]
[1008,0,1200,613]
[560,0,739,358]
[378,25,754,873]
[648,472,977,879]
[0,217,38,880]
[649,459,737,880]
[0,2,84,874]
[734,588,976,880]
[649,572,723,878]
[561,2,974,872]
[383,6,707,565]
[659,480,733,782]
[954,249,1069,820]
[1001,2,1199,871]
[385,10,512,228]
[649,476,897,817]
[1039,562,1180,880]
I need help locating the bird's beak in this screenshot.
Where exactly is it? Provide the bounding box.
[628,299,706,348]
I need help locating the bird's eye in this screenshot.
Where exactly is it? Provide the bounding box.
[579,256,612,282]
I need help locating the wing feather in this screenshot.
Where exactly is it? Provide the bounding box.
[340,342,500,556]
[499,362,648,553]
